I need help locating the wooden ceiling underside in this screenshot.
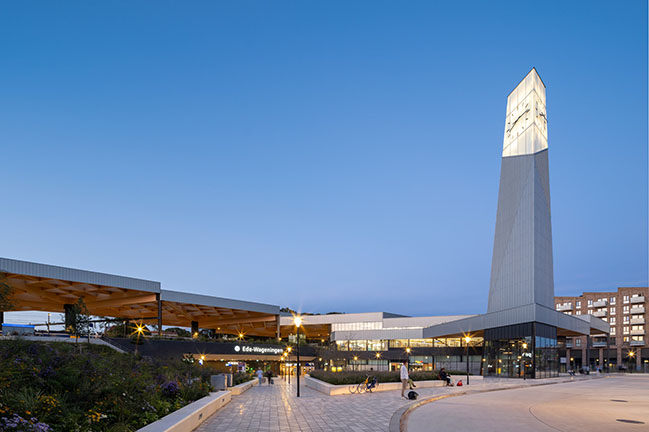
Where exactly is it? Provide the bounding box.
[3,273,277,336]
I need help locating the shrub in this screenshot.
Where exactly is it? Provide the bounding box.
[0,339,215,431]
[232,372,254,386]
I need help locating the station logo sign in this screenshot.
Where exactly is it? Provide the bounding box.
[233,344,283,355]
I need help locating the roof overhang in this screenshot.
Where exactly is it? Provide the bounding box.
[1,257,280,337]
[423,304,609,339]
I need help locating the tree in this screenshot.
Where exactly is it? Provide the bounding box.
[0,273,15,313]
[66,297,91,345]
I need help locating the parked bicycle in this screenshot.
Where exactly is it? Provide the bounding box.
[349,375,378,394]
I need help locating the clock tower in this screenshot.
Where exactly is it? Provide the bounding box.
[487,68,554,313]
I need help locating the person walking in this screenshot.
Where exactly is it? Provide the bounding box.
[400,361,409,399]
[256,368,264,386]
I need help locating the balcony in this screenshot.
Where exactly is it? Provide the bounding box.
[630,329,645,336]
[630,317,645,325]
[630,306,645,314]
[565,342,573,348]
[592,340,608,347]
[556,304,573,312]
[630,340,646,346]
[593,300,608,307]
[630,296,645,304]
[592,310,607,318]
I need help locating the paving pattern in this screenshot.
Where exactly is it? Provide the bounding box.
[196,375,600,432]
[407,375,649,432]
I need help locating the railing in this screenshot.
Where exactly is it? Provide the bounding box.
[592,310,607,318]
[630,306,646,314]
[592,341,608,347]
[630,329,646,336]
[630,296,646,304]
[630,340,646,346]
[556,304,573,312]
[593,300,608,307]
[630,318,645,325]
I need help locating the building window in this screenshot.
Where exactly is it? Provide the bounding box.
[610,327,616,336]
[588,299,593,307]
[631,325,644,331]
[610,297,616,305]
[623,295,629,304]
[610,317,616,325]
[575,338,582,346]
[576,301,581,308]
[631,336,644,342]
[610,307,616,315]
[623,336,629,342]
[575,310,582,315]
[623,326,629,335]
[624,316,630,323]
[336,341,349,351]
[367,340,387,351]
[624,305,630,314]
[331,322,382,332]
[566,311,572,315]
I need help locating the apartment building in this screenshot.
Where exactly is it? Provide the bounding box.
[555,287,648,371]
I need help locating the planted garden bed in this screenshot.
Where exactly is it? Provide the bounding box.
[0,339,221,431]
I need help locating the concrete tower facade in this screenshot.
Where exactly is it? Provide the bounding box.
[487,68,554,313]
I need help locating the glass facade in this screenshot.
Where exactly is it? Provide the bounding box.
[484,322,558,379]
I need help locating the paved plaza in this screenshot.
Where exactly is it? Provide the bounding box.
[195,375,620,432]
[407,375,649,432]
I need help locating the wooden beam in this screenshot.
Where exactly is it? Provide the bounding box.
[85,294,157,309]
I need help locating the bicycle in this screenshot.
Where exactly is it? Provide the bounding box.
[348,375,378,394]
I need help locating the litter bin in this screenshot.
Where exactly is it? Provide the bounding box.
[226,373,233,387]
[211,374,227,391]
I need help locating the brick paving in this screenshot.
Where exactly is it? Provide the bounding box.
[195,375,594,432]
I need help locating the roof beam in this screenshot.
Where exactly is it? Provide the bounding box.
[85,294,157,309]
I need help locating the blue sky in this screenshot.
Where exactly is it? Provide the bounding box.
[1,1,647,318]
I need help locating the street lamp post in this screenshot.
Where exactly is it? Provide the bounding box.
[522,342,528,380]
[405,347,411,373]
[287,347,292,384]
[464,336,471,385]
[629,351,635,373]
[294,316,302,397]
[133,323,145,356]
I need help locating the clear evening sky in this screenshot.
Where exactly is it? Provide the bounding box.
[1,1,647,318]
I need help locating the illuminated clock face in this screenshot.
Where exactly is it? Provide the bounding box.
[502,70,547,157]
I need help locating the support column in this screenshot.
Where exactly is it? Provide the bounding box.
[581,344,587,370]
[566,348,571,372]
[636,350,642,371]
[156,294,162,337]
[276,315,281,341]
[191,321,199,338]
[531,322,536,379]
[598,348,604,371]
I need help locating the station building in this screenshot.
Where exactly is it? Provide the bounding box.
[279,312,483,374]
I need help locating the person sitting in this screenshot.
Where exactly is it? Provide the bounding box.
[439,368,452,386]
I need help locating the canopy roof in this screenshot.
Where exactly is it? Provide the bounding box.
[1,257,279,336]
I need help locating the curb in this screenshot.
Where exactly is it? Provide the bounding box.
[388,375,607,432]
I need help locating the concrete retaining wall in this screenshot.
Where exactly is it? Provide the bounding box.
[229,378,259,395]
[305,375,482,396]
[137,391,231,432]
